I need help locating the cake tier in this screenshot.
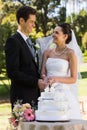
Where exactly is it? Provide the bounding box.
[35,110,69,121]
[38,100,68,111]
[39,91,68,101]
[39,91,54,100]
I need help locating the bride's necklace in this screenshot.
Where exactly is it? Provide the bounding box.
[55,46,67,56]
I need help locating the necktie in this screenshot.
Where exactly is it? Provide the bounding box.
[26,38,35,57]
[26,38,39,66]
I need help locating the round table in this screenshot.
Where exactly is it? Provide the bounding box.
[19,119,87,130]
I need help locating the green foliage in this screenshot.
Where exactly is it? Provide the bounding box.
[0,0,66,37]
[0,1,18,74]
[79,9,87,17]
[84,50,87,56]
[82,32,87,49]
[30,29,44,42]
[0,84,10,97]
[58,7,66,24]
[2,13,16,24]
[0,21,17,74]
[33,0,61,36]
[0,23,11,73]
[66,9,87,50]
[83,50,87,62]
[2,1,22,13]
[0,72,10,98]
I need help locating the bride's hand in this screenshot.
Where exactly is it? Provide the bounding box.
[48,76,56,85]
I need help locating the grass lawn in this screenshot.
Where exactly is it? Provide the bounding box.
[78,63,87,96]
[0,103,11,130]
[78,78,87,96]
[0,103,11,113]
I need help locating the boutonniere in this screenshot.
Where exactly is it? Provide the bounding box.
[34,43,40,50]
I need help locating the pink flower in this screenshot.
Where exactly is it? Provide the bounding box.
[23,109,35,121]
[23,103,31,110]
[9,117,15,123]
[9,117,18,127]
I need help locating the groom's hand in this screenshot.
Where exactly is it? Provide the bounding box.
[38,79,47,91]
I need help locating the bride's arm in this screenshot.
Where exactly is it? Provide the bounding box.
[48,50,78,84]
[69,49,78,83]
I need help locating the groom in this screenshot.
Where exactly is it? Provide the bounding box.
[5,6,46,109]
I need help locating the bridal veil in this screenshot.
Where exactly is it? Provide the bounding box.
[36,30,83,70]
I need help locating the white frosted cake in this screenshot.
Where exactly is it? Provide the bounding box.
[35,85,70,121]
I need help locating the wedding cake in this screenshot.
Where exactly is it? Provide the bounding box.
[35,84,70,121]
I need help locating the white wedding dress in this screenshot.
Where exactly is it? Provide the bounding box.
[46,58,81,119]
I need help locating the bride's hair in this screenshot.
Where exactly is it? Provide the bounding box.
[58,23,72,44]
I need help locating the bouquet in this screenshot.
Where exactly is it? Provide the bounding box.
[9,100,35,129]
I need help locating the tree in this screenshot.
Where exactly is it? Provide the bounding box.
[1,0,68,36]
[66,9,87,49]
[33,0,61,36]
[0,1,20,74]
[58,7,66,24]
[2,0,67,36]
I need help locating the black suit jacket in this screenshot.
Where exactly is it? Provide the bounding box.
[5,32,40,109]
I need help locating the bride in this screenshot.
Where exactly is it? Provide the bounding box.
[40,23,82,119]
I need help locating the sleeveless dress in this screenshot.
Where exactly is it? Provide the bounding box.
[46,58,81,119]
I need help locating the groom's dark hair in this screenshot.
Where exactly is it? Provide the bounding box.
[16,6,36,24]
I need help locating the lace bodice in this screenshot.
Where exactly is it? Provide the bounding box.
[46,58,69,77]
[46,57,79,100]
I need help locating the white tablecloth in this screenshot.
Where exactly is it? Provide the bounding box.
[19,119,87,130]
